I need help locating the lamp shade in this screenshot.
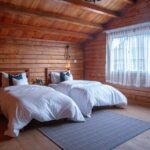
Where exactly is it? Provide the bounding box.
[66,60,71,70]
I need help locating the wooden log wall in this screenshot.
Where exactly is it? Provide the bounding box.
[0,38,83,84]
[84,0,150,106]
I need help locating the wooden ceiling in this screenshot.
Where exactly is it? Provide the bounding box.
[0,0,136,43]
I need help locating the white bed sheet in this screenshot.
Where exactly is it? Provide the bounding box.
[0,85,85,137]
[49,80,127,117]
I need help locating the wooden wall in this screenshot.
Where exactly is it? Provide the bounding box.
[0,38,83,84]
[84,0,150,106]
[84,33,106,82]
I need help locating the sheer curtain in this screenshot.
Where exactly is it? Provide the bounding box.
[106,22,150,87]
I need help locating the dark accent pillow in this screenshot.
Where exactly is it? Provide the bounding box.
[8,74,23,86]
[60,71,72,82]
[60,72,65,82]
[66,71,70,76]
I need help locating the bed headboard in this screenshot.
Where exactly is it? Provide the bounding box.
[0,68,30,87]
[45,68,65,85]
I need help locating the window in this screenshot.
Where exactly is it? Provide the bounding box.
[106,22,150,87]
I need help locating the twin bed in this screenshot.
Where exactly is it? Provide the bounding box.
[0,68,127,137]
[46,68,127,117]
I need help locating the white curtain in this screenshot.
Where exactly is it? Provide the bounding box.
[106,22,150,87]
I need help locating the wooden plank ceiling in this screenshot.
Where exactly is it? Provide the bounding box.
[0,0,136,43]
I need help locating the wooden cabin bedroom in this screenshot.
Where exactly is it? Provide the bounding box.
[0,0,150,149]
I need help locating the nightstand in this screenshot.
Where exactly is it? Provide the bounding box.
[32,79,44,86]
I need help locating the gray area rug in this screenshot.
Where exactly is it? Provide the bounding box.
[39,110,150,150]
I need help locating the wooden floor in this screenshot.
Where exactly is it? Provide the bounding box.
[0,104,150,150]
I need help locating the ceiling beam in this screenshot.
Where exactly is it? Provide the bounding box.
[0,36,79,46]
[0,23,94,40]
[62,0,119,18]
[0,2,103,30]
[123,0,137,4]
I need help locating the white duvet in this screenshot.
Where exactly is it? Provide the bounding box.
[0,85,85,137]
[50,80,127,117]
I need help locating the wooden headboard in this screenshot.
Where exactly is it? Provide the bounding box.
[45,68,65,85]
[0,68,30,87]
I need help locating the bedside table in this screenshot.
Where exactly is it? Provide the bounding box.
[32,82,44,86]
[32,79,44,86]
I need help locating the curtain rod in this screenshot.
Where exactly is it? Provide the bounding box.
[105,21,150,34]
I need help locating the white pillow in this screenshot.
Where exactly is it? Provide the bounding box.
[51,72,61,84]
[64,71,73,81]
[21,72,29,84]
[13,78,28,86]
[1,72,29,87]
[13,72,29,85]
